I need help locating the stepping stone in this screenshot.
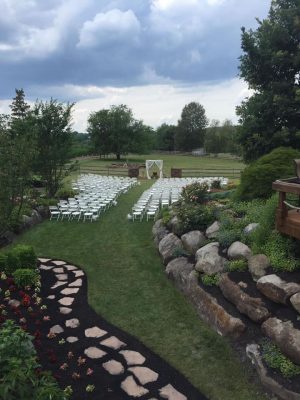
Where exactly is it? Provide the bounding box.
[50,325,64,334]
[53,267,64,273]
[100,336,126,350]
[51,281,68,289]
[47,295,55,300]
[128,367,159,385]
[159,384,187,400]
[61,288,79,295]
[69,279,82,287]
[119,350,146,366]
[121,376,149,397]
[84,347,107,359]
[56,274,68,281]
[59,297,74,306]
[67,336,78,343]
[60,307,72,315]
[85,326,107,338]
[102,360,124,375]
[65,265,77,271]
[65,318,80,328]
[40,265,53,270]
[38,258,51,263]
[73,270,84,278]
[52,260,66,266]
[8,299,21,308]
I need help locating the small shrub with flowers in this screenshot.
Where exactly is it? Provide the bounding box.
[181,182,209,204]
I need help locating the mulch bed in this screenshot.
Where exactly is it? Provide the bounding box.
[0,259,207,400]
[198,270,300,395]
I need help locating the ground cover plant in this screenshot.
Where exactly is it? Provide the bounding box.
[5,181,267,400]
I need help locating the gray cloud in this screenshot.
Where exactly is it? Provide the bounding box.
[0,0,269,100]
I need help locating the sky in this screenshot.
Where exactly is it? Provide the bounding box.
[0,0,270,132]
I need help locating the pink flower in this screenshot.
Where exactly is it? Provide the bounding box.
[43,315,50,321]
[86,368,93,376]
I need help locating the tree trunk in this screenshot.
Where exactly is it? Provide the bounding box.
[116,153,121,160]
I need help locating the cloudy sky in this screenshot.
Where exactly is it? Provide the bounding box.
[0,0,269,131]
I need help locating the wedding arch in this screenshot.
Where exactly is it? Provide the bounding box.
[145,160,164,179]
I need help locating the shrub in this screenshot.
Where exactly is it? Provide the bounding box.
[55,188,77,200]
[181,182,209,204]
[261,339,300,378]
[13,269,39,288]
[217,229,241,248]
[211,179,221,190]
[227,259,248,272]
[0,253,8,271]
[263,232,298,272]
[234,147,300,201]
[174,202,214,234]
[0,320,66,400]
[36,197,57,207]
[13,245,37,269]
[5,251,21,274]
[201,274,220,286]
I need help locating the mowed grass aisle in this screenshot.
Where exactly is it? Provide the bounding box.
[12,181,266,400]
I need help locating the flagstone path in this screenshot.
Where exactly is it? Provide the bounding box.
[39,257,207,400]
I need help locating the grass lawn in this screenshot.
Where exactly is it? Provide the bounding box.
[77,153,245,179]
[8,181,266,400]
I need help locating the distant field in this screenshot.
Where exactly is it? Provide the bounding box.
[75,153,245,180]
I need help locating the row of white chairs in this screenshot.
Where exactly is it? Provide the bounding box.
[129,177,228,222]
[50,174,137,222]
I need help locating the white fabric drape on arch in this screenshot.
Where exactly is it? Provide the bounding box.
[145,160,163,179]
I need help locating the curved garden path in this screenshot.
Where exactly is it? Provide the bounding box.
[16,181,267,400]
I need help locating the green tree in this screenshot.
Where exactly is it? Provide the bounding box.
[237,0,300,162]
[88,104,151,159]
[204,119,241,155]
[156,123,176,151]
[10,89,30,120]
[33,99,75,197]
[175,102,208,151]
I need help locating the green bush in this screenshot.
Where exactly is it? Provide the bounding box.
[13,245,37,269]
[263,232,298,272]
[55,188,77,200]
[174,202,214,234]
[211,179,221,190]
[13,269,39,288]
[234,147,300,201]
[0,253,8,272]
[181,182,209,204]
[227,259,248,272]
[5,251,21,274]
[261,339,300,378]
[36,197,57,207]
[0,320,66,400]
[201,274,220,286]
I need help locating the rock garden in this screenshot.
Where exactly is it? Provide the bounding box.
[153,180,300,400]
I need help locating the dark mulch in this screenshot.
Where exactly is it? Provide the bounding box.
[0,261,207,400]
[198,271,300,394]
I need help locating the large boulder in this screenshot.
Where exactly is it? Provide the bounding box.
[246,344,300,400]
[227,241,252,260]
[181,231,206,255]
[165,257,194,292]
[31,209,42,223]
[205,221,220,239]
[195,242,226,275]
[257,274,300,304]
[186,271,246,338]
[248,254,270,281]
[243,223,259,235]
[262,318,300,365]
[152,219,169,247]
[290,293,300,314]
[167,216,181,235]
[158,233,183,265]
[219,274,270,323]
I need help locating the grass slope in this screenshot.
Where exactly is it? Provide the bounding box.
[10,181,266,400]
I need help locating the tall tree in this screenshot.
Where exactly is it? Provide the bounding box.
[88,104,151,159]
[10,89,30,120]
[237,0,300,162]
[33,99,75,197]
[175,102,208,151]
[156,123,177,151]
